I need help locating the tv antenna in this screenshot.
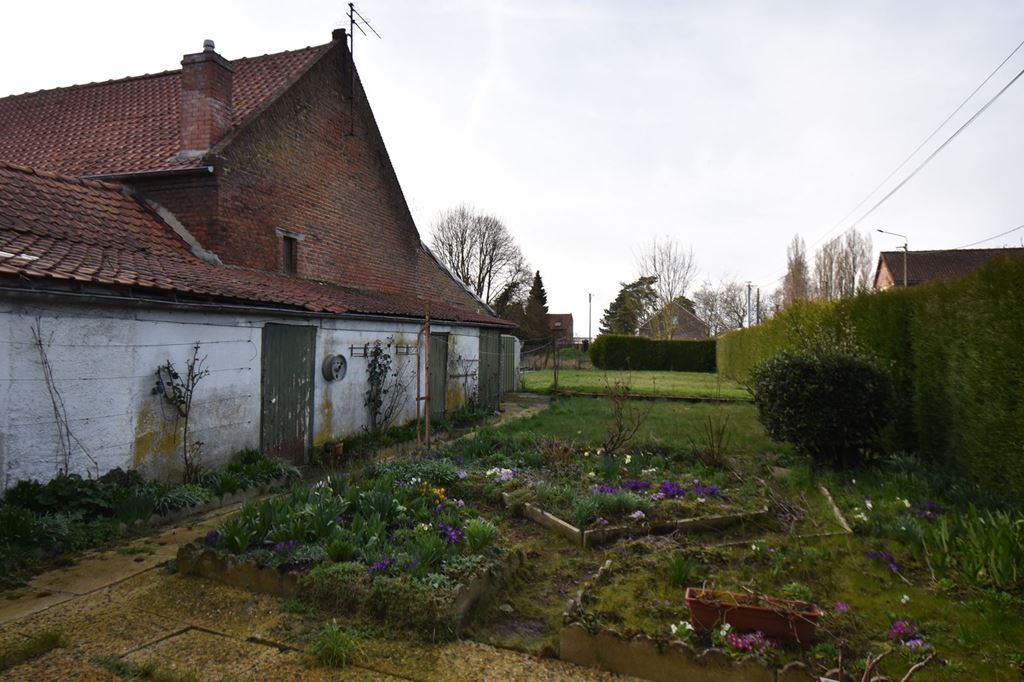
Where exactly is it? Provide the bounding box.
[347,3,381,135]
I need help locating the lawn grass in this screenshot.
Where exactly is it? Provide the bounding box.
[521,368,749,400]
[494,396,786,457]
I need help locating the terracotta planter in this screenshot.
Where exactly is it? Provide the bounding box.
[685,587,822,645]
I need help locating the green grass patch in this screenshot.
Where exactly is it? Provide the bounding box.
[306,620,366,668]
[522,369,749,400]
[493,397,784,457]
[0,630,68,672]
[93,655,202,681]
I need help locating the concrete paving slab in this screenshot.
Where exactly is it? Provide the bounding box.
[0,587,75,625]
[257,650,411,681]
[122,627,279,679]
[0,647,122,682]
[130,573,284,639]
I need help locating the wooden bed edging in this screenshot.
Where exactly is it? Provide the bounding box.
[500,492,768,548]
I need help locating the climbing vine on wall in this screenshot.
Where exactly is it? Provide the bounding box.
[364,338,407,433]
[154,343,209,483]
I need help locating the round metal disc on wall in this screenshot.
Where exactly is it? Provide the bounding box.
[322,354,347,381]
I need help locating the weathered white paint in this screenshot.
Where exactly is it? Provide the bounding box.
[0,298,486,487]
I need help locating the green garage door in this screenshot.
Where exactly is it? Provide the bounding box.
[260,324,315,463]
[429,333,448,421]
[479,329,501,410]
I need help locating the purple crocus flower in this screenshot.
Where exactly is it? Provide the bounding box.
[621,479,651,491]
[865,549,900,573]
[205,530,220,544]
[657,480,686,498]
[368,556,394,574]
[437,523,463,544]
[887,619,919,643]
[592,483,619,494]
[835,600,850,613]
[912,500,943,521]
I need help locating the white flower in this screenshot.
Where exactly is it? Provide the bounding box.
[630,510,646,520]
[903,499,911,508]
[697,497,706,504]
[587,471,596,478]
[670,623,678,635]
[682,621,694,631]
[852,478,857,484]
[854,512,868,522]
[719,622,732,635]
[625,454,632,465]
[751,544,759,551]
[864,499,874,510]
[900,594,910,605]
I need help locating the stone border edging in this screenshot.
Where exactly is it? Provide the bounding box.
[501,492,768,548]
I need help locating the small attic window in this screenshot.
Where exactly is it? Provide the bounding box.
[275,227,304,276]
[282,236,298,275]
[554,321,563,328]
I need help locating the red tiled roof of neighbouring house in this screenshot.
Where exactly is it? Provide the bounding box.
[874,248,1024,288]
[0,45,329,176]
[0,162,506,325]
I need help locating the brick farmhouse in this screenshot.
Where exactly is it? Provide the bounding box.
[0,31,515,484]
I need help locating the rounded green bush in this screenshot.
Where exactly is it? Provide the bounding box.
[748,350,895,467]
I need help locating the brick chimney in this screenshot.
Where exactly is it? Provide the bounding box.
[179,39,234,157]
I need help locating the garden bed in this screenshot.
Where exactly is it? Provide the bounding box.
[180,461,518,638]
[560,559,815,682]
[0,450,300,588]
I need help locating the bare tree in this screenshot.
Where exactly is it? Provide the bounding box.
[635,236,698,339]
[429,204,530,306]
[782,234,811,307]
[813,229,873,300]
[692,278,747,336]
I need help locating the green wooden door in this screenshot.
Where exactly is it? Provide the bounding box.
[500,334,518,394]
[479,329,501,410]
[429,333,448,421]
[260,324,316,463]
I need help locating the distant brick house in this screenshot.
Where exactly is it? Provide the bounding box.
[873,247,1024,290]
[547,313,573,346]
[638,302,709,340]
[0,31,515,485]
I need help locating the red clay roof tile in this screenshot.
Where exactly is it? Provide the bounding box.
[0,163,505,325]
[0,46,329,176]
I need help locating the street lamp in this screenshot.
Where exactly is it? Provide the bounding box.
[876,229,909,288]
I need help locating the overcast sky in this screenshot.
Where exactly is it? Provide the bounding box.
[3,1,1023,332]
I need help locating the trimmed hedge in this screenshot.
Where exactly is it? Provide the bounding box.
[717,254,1024,503]
[589,335,716,372]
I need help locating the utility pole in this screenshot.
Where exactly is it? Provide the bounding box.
[876,229,909,288]
[745,281,752,328]
[588,293,592,342]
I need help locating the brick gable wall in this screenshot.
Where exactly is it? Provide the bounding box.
[127,41,486,317]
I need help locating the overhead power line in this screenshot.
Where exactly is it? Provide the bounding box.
[751,38,1024,289]
[809,36,1024,250]
[952,222,1024,249]
[844,62,1024,231]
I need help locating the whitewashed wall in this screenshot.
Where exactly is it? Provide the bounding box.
[0,299,483,487]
